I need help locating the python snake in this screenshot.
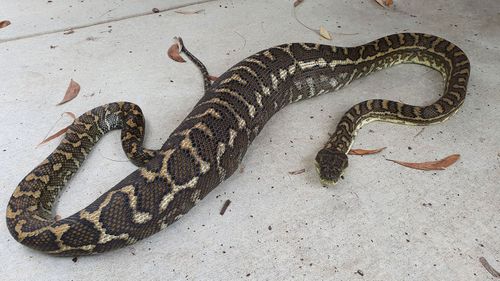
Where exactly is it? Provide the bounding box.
[6,33,470,256]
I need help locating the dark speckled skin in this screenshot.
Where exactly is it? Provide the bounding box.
[6,33,469,255]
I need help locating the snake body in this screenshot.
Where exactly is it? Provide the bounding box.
[6,33,470,255]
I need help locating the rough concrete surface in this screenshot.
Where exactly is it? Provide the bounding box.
[0,0,498,280]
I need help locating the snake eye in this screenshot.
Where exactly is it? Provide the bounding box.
[314,148,348,186]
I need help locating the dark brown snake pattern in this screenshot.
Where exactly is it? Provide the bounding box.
[6,33,470,255]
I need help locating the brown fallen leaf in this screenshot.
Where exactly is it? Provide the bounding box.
[37,112,76,146]
[152,8,160,13]
[63,29,74,35]
[174,9,204,15]
[293,0,304,7]
[387,154,460,171]
[0,20,11,29]
[54,215,62,221]
[349,147,386,155]
[167,37,186,63]
[319,26,332,40]
[220,199,231,215]
[479,257,500,278]
[57,79,80,105]
[374,0,393,8]
[208,75,219,81]
[289,168,306,175]
[38,127,69,146]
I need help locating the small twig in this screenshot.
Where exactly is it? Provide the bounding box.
[334,32,360,36]
[292,5,318,34]
[174,9,205,15]
[97,149,130,163]
[288,168,306,175]
[220,200,231,215]
[414,127,425,138]
[479,257,500,278]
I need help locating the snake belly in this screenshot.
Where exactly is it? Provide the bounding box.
[6,33,470,256]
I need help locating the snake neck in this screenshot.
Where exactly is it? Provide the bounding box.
[281,33,470,154]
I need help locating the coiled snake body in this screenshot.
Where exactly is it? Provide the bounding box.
[6,33,470,255]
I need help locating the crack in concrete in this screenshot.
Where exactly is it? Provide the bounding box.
[0,0,217,44]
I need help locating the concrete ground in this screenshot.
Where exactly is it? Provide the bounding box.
[0,0,499,280]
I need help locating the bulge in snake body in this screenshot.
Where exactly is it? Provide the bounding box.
[6,33,470,255]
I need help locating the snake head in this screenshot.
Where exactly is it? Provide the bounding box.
[314,148,348,187]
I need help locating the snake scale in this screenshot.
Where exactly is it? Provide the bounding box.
[6,33,470,256]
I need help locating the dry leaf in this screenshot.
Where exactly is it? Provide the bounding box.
[374,0,393,7]
[54,215,62,221]
[57,79,80,105]
[479,257,500,278]
[293,0,304,7]
[208,75,219,81]
[174,9,204,15]
[63,29,74,35]
[38,112,76,146]
[349,147,386,155]
[0,20,11,29]
[38,127,69,146]
[289,168,306,175]
[63,111,76,119]
[319,26,332,40]
[167,38,186,63]
[387,154,460,171]
[152,8,160,13]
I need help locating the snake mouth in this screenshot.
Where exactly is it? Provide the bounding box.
[319,177,339,187]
